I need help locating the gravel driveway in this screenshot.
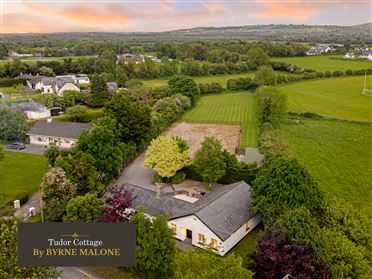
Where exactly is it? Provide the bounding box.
[5,144,48,155]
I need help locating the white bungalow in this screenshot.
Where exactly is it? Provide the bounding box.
[27,119,92,148]
[125,181,261,256]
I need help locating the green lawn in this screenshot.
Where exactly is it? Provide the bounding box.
[230,224,263,265]
[0,151,47,204]
[272,55,372,72]
[142,73,255,88]
[278,75,372,122]
[0,55,96,66]
[279,118,372,216]
[181,92,259,147]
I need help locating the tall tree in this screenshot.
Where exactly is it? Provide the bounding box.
[90,74,110,107]
[97,185,134,223]
[255,65,276,86]
[0,219,58,278]
[246,47,270,69]
[167,75,199,105]
[0,103,29,142]
[193,137,226,186]
[144,136,191,179]
[251,230,331,279]
[256,87,287,123]
[131,206,176,279]
[40,167,77,222]
[251,154,326,225]
[105,92,152,145]
[77,122,124,184]
[63,193,103,223]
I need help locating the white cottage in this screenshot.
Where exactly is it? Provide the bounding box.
[125,181,261,256]
[27,119,92,148]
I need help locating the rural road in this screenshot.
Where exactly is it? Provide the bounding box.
[57,267,103,279]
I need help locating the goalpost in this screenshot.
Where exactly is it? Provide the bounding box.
[362,72,372,96]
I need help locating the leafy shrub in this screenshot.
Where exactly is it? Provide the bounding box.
[198,82,224,94]
[227,77,258,90]
[170,171,186,184]
[332,70,344,77]
[153,173,163,184]
[0,78,28,87]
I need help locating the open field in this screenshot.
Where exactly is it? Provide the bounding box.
[0,151,47,204]
[0,55,96,65]
[279,118,372,216]
[272,55,372,72]
[181,92,259,148]
[278,75,372,122]
[143,73,255,88]
[165,122,241,155]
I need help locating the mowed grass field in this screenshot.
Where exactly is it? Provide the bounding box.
[0,55,96,66]
[279,118,372,216]
[278,75,372,122]
[272,55,372,72]
[143,73,255,88]
[0,151,47,203]
[181,92,259,147]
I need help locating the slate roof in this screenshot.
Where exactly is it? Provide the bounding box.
[28,76,45,85]
[124,181,255,241]
[27,120,93,139]
[360,50,372,56]
[124,184,195,218]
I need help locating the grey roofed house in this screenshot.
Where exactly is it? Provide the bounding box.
[360,50,372,56]
[27,120,93,139]
[28,76,45,85]
[16,73,33,79]
[124,181,254,241]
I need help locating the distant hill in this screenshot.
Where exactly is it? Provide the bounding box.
[3,23,372,44]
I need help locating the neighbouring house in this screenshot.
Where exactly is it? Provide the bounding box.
[107,82,119,92]
[75,75,90,84]
[56,74,90,85]
[15,73,34,79]
[11,101,51,120]
[27,76,80,96]
[9,51,33,59]
[355,47,368,52]
[359,50,372,61]
[27,119,93,148]
[124,181,261,256]
[306,46,332,56]
[344,52,356,59]
[117,53,145,64]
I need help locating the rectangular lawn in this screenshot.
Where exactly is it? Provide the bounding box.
[279,118,372,216]
[181,92,259,148]
[278,75,372,122]
[0,151,47,204]
[272,55,372,72]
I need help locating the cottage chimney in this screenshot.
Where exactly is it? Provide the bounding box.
[46,118,52,123]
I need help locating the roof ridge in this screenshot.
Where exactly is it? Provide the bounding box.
[192,181,246,214]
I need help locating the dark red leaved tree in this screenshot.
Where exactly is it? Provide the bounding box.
[251,230,331,279]
[97,186,134,222]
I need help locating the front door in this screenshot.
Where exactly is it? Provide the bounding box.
[186,229,192,240]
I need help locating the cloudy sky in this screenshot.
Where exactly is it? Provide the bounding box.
[1,0,371,33]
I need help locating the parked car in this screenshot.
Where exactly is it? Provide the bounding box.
[6,142,26,150]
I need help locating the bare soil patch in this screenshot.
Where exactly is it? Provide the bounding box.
[165,122,241,155]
